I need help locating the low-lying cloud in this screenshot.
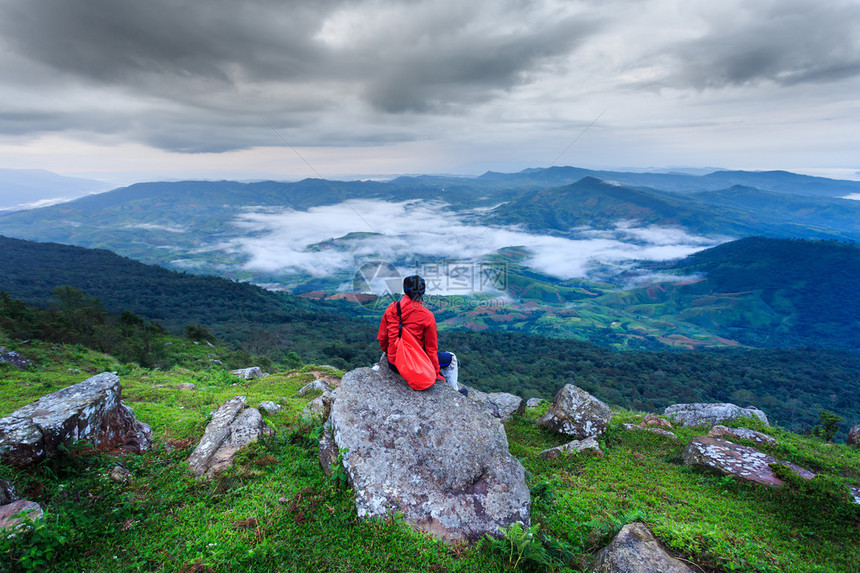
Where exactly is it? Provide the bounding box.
[218,199,721,291]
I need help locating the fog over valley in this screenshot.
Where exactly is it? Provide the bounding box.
[209,199,721,291]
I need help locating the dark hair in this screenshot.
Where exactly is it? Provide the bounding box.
[403,275,426,301]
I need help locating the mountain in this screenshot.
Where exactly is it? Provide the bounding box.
[488,177,860,241]
[478,166,860,197]
[488,176,760,235]
[0,168,111,211]
[2,167,860,294]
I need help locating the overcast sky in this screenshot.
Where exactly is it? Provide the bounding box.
[1,0,859,184]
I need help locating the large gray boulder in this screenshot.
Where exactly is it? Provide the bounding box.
[187,396,271,477]
[537,384,611,438]
[320,365,530,543]
[0,372,152,467]
[847,423,859,447]
[664,403,769,427]
[682,436,814,487]
[593,522,695,573]
[465,388,524,422]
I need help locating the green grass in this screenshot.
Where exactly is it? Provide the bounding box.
[1,339,859,572]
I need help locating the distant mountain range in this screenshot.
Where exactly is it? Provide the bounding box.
[1,167,859,292]
[0,168,111,211]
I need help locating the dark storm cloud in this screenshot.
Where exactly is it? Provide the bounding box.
[362,15,597,113]
[652,1,860,89]
[0,0,600,151]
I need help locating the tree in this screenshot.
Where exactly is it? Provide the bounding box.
[813,410,843,442]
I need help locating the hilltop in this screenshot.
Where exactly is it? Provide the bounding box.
[0,333,858,572]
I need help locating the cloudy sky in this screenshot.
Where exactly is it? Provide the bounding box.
[1,0,859,184]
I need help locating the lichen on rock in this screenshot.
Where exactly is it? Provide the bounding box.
[320,365,530,543]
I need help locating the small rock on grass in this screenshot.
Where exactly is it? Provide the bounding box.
[708,425,776,445]
[297,380,333,396]
[641,413,673,429]
[593,522,696,573]
[110,465,133,485]
[537,384,611,439]
[259,401,282,414]
[621,423,678,440]
[539,436,602,460]
[0,500,43,531]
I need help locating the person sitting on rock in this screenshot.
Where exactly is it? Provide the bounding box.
[377,274,461,392]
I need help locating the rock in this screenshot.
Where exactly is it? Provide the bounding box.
[466,388,524,422]
[321,365,530,543]
[537,384,611,439]
[0,500,43,531]
[0,348,32,370]
[258,401,282,415]
[621,424,678,440]
[302,392,335,420]
[109,465,133,485]
[0,372,152,467]
[462,387,499,417]
[297,380,333,396]
[708,425,777,445]
[593,522,696,573]
[232,367,265,380]
[539,436,602,460]
[641,414,673,429]
[526,398,544,409]
[682,436,814,487]
[176,383,196,391]
[848,423,859,447]
[0,480,19,505]
[318,418,338,473]
[849,486,860,505]
[187,396,272,477]
[664,403,769,427]
[66,368,82,374]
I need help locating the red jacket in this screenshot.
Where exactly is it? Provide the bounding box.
[378,296,442,377]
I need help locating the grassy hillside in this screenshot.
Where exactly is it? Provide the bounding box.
[0,338,858,572]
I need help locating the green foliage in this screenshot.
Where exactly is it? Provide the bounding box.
[184,324,215,343]
[812,409,843,442]
[584,509,648,551]
[329,449,350,491]
[494,522,556,570]
[770,464,859,527]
